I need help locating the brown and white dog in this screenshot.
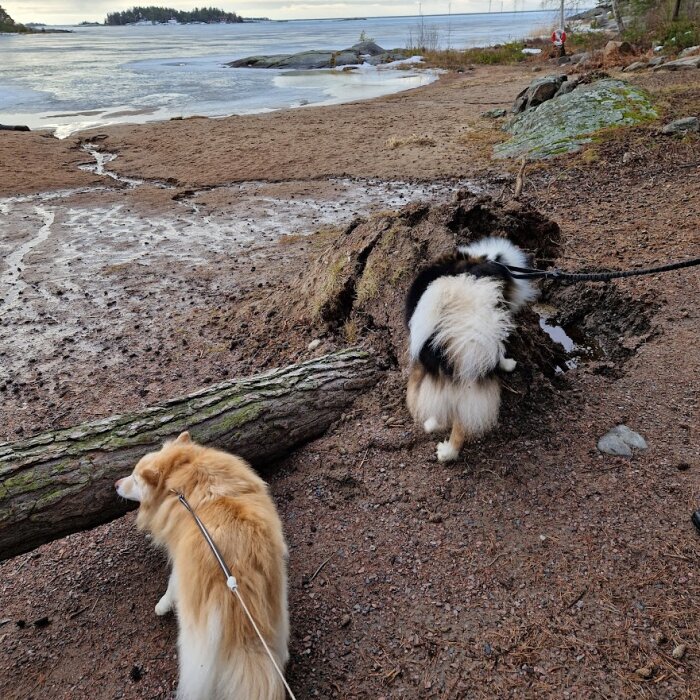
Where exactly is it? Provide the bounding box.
[115,432,289,700]
[405,237,537,462]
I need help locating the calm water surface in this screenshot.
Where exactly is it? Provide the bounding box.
[0,12,557,136]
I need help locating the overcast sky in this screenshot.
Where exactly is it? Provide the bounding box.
[6,1,547,25]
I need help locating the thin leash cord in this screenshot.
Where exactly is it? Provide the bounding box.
[173,491,298,700]
[494,256,700,282]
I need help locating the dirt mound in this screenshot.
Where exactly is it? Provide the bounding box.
[303,191,557,332]
[293,190,562,376]
[275,190,661,424]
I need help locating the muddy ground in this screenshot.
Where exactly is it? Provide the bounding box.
[0,65,699,699]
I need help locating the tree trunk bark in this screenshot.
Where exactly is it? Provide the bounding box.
[672,0,682,21]
[611,0,625,34]
[0,349,376,561]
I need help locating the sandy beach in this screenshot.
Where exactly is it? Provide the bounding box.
[1,63,699,699]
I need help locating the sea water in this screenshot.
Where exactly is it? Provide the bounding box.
[0,12,556,136]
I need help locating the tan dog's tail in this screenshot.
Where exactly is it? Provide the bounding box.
[217,648,286,700]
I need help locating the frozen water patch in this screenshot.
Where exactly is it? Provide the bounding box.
[79,146,145,187]
[1,206,55,309]
[0,147,476,386]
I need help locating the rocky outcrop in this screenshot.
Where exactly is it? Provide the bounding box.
[228,41,406,70]
[567,4,622,33]
[495,79,657,160]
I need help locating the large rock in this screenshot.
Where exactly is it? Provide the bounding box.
[350,40,385,56]
[623,61,648,72]
[554,79,579,98]
[679,45,700,57]
[512,74,568,114]
[653,55,700,71]
[603,40,634,61]
[495,79,657,160]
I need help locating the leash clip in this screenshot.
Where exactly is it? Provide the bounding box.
[226,575,238,591]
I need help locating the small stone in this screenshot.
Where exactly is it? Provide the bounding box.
[597,425,647,456]
[481,108,507,119]
[635,666,653,679]
[339,614,351,628]
[307,339,321,351]
[672,644,687,660]
[597,433,632,457]
[614,425,648,449]
[652,631,667,645]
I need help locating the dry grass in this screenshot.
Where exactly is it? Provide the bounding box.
[454,121,508,161]
[343,318,359,344]
[385,133,436,150]
[417,41,530,70]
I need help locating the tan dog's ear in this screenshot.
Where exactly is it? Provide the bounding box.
[141,467,161,487]
[175,431,192,444]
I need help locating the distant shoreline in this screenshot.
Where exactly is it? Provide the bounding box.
[10,9,557,29]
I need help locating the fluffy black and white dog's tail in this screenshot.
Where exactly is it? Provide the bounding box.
[408,273,513,383]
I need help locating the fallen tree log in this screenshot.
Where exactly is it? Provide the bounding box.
[0,348,376,561]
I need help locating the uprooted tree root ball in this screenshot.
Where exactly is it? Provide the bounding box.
[275,190,660,429]
[299,190,560,355]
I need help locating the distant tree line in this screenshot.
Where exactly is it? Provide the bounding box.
[105,6,243,25]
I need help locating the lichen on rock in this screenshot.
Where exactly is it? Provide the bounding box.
[494,79,657,160]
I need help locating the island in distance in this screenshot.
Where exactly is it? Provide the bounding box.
[105,6,251,25]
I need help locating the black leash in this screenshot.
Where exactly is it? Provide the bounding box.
[494,257,700,282]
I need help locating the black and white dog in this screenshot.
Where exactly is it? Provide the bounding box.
[405,237,536,462]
